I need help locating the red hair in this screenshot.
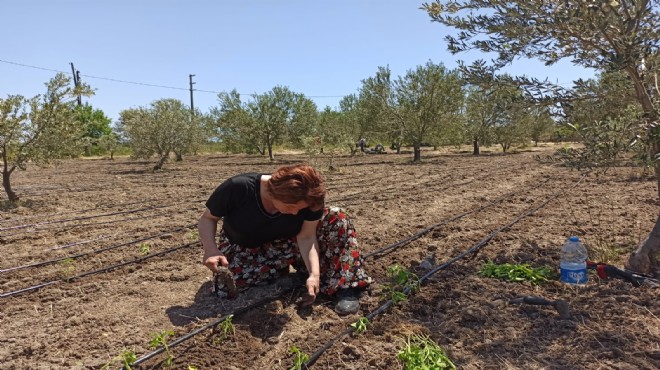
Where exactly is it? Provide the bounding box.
[267,164,326,211]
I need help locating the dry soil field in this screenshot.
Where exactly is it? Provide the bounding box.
[1,146,659,369]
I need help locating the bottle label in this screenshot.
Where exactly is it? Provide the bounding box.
[560,267,588,284]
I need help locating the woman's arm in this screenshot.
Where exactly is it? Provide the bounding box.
[199,208,228,272]
[296,220,321,302]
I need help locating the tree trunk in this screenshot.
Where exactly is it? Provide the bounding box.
[413,145,421,162]
[2,167,19,202]
[267,144,274,161]
[153,153,168,171]
[109,151,114,160]
[174,151,183,161]
[625,211,660,276]
[473,139,480,156]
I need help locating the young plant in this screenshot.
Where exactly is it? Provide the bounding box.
[398,334,456,370]
[188,365,199,370]
[382,264,419,305]
[214,314,235,343]
[479,261,555,285]
[187,229,200,242]
[149,330,175,367]
[289,345,310,370]
[59,258,77,279]
[101,348,137,370]
[350,317,369,335]
[139,242,151,256]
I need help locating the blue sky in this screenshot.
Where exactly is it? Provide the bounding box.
[1,1,594,123]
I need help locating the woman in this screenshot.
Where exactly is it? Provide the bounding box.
[199,164,372,315]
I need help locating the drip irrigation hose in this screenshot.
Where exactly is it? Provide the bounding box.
[0,224,196,273]
[363,177,550,259]
[0,198,203,232]
[127,288,296,368]
[0,241,200,298]
[302,175,585,368]
[0,197,166,226]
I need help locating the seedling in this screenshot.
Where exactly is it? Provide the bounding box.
[479,261,555,285]
[59,258,77,279]
[149,330,175,367]
[187,229,200,242]
[382,264,419,305]
[213,314,235,343]
[350,317,369,335]
[398,334,456,370]
[101,348,137,370]
[139,242,151,256]
[289,345,310,370]
[188,365,199,370]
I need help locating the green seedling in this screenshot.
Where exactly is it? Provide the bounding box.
[350,317,369,335]
[289,345,310,370]
[149,330,175,367]
[101,348,137,370]
[398,334,456,370]
[187,229,200,242]
[188,365,199,370]
[213,314,235,343]
[479,261,555,285]
[59,258,77,279]
[382,264,419,305]
[139,242,151,256]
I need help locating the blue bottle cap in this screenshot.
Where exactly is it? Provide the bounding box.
[569,236,579,242]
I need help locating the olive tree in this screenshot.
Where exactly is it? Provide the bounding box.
[422,0,660,273]
[0,73,92,202]
[213,86,317,161]
[360,61,465,161]
[118,98,201,171]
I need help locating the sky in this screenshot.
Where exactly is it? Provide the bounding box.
[1,1,595,124]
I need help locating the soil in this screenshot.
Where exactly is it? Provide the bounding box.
[1,145,658,370]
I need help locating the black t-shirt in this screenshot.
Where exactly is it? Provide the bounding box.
[205,173,323,247]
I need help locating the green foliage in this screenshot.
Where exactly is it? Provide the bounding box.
[398,334,456,370]
[215,314,235,343]
[98,133,120,159]
[479,261,555,285]
[149,330,175,367]
[211,87,317,160]
[118,99,204,170]
[289,345,310,370]
[101,348,137,370]
[0,73,93,202]
[360,61,465,161]
[59,258,77,279]
[382,264,419,305]
[350,317,369,335]
[139,243,150,256]
[187,229,200,242]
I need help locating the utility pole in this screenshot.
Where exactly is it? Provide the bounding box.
[70,62,82,106]
[189,74,196,115]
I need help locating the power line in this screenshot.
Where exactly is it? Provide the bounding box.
[0,58,347,98]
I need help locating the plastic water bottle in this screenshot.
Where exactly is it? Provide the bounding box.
[560,236,588,285]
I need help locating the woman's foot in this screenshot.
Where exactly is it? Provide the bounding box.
[334,289,363,315]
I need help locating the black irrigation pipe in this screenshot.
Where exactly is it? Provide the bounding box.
[363,177,551,259]
[0,224,196,274]
[1,204,199,238]
[0,240,201,298]
[127,289,295,368]
[301,175,586,368]
[0,199,203,232]
[0,197,168,226]
[47,234,117,251]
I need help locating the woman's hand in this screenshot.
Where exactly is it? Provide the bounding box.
[303,274,320,305]
[203,252,228,273]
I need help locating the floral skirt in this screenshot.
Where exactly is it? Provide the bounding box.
[216,207,372,296]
